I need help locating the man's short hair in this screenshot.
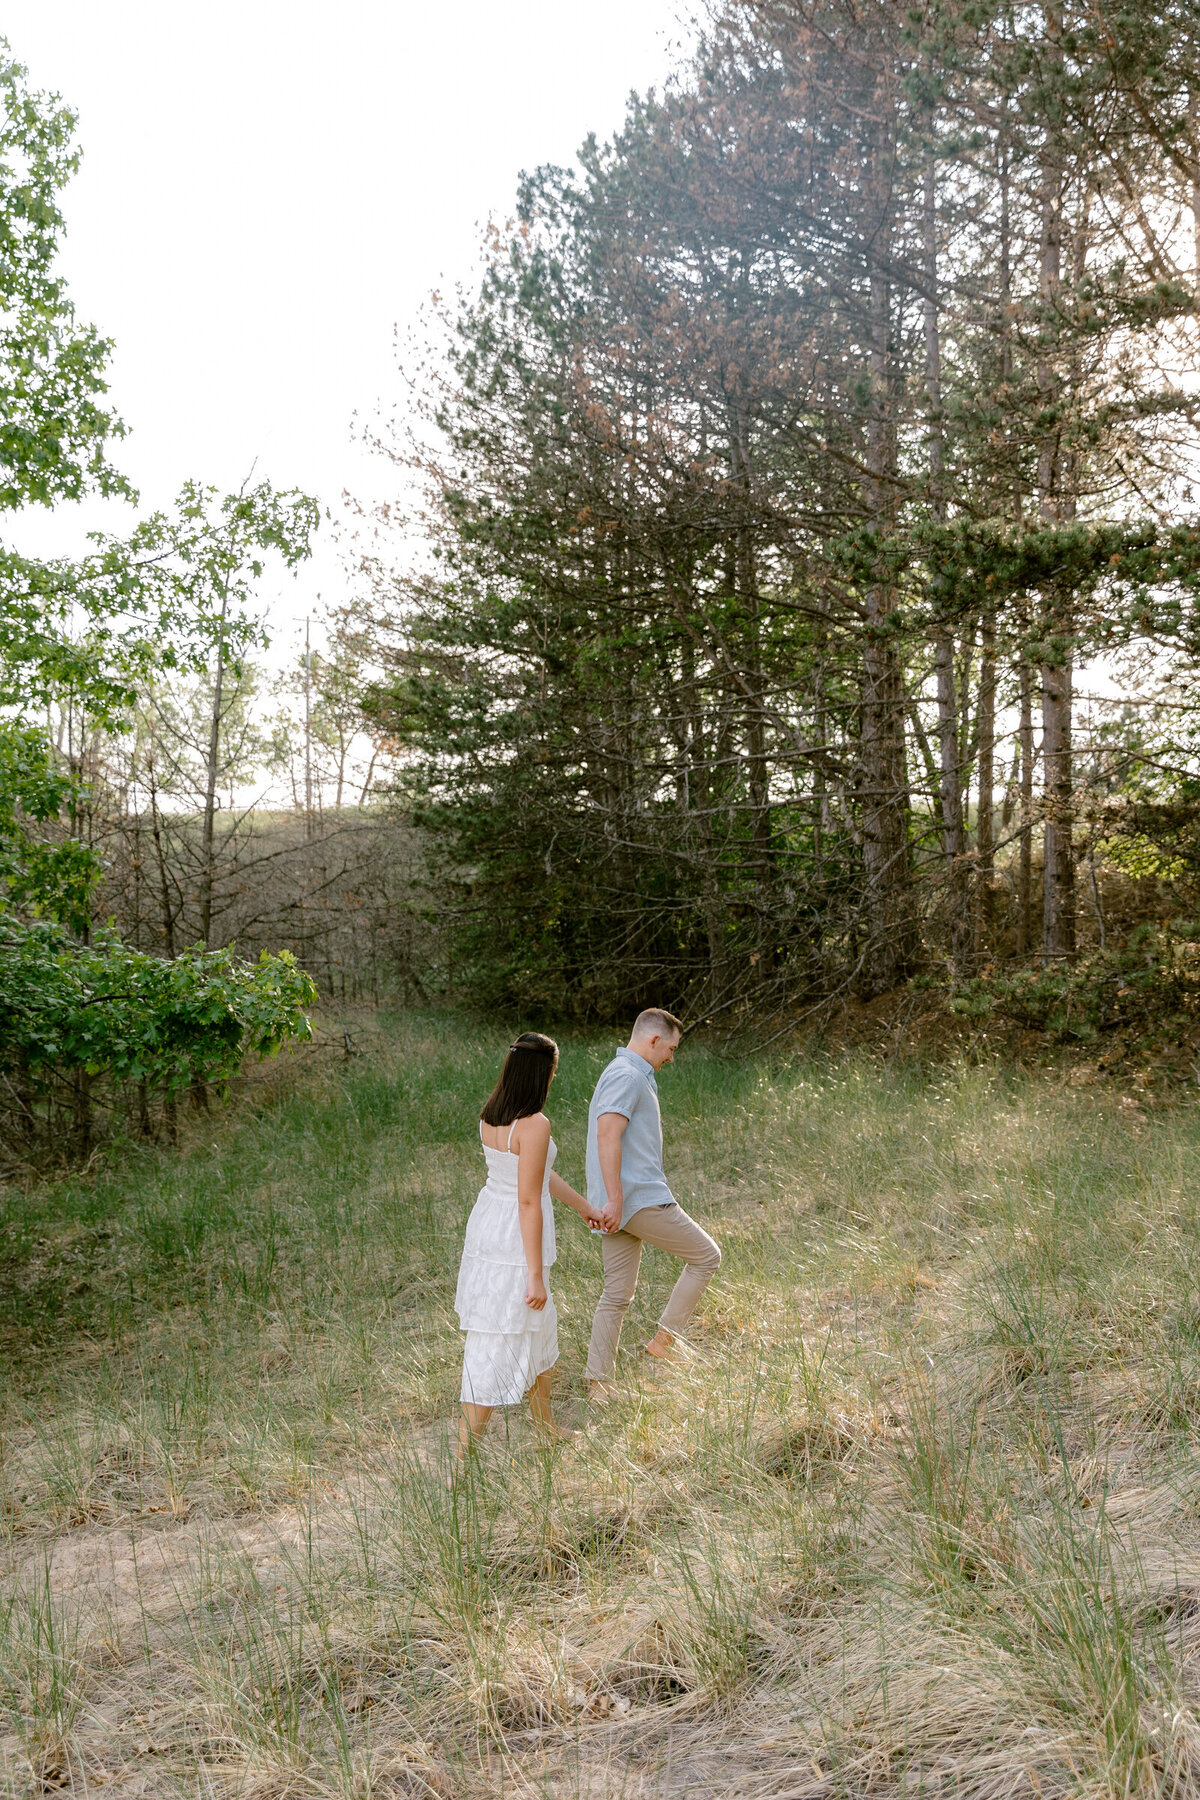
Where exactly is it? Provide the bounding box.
[632,1007,683,1041]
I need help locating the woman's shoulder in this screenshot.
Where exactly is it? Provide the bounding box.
[515,1111,552,1146]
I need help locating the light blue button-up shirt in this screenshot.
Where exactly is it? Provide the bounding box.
[586,1046,675,1228]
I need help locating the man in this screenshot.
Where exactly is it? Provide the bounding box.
[584,1008,721,1400]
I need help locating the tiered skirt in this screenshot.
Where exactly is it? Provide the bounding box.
[455,1203,558,1406]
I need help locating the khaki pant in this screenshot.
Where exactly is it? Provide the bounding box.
[585,1202,721,1380]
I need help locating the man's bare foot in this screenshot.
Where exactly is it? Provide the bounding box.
[587,1380,620,1406]
[643,1328,692,1364]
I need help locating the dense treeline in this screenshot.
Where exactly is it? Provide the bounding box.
[363,0,1200,1029]
[7,3,1200,1163]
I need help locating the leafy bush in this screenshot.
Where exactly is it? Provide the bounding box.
[0,919,315,1087]
[0,721,99,931]
[0,918,316,1160]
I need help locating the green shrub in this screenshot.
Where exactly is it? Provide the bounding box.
[949,924,1200,1048]
[0,916,315,1157]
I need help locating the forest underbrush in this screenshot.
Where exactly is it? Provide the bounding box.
[3,1013,1200,1798]
[817,920,1200,1094]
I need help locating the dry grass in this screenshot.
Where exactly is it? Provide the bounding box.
[4,1014,1200,1796]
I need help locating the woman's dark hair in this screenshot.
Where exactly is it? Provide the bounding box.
[481,1032,559,1127]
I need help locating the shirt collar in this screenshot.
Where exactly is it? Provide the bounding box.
[615,1046,657,1085]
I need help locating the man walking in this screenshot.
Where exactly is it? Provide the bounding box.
[584,1009,721,1400]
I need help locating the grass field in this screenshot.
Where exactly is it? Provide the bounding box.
[4,1013,1200,1798]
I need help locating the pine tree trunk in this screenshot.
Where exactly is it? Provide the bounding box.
[1041,643,1076,958]
[975,610,997,953]
[1017,644,1035,955]
[859,216,915,996]
[934,628,969,966]
[729,406,773,896]
[923,99,971,975]
[1037,2,1075,961]
[742,596,773,896]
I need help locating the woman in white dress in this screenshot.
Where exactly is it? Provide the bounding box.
[453,1032,602,1469]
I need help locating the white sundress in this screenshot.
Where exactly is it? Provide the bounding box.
[455,1119,559,1407]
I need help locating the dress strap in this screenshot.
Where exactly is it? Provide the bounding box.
[507,1118,518,1152]
[479,1119,485,1143]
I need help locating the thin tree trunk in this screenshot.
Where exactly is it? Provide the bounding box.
[807,609,834,988]
[1037,3,1075,961]
[15,1054,35,1141]
[199,591,230,949]
[357,744,380,807]
[812,621,828,891]
[148,759,177,959]
[304,617,314,842]
[75,1070,91,1162]
[729,401,772,893]
[1191,88,1200,287]
[988,107,1012,960]
[934,623,968,966]
[195,595,232,1117]
[1041,644,1076,958]
[1017,641,1035,954]
[742,600,772,893]
[923,93,971,974]
[132,815,143,950]
[975,609,996,953]
[860,201,915,996]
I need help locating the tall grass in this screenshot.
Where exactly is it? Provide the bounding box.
[3,1014,1200,1795]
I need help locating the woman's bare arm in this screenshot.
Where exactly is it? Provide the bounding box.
[514,1113,550,1308]
[548,1169,603,1224]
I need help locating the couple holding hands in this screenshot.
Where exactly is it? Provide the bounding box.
[453,1009,722,1466]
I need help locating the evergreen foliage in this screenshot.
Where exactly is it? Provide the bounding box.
[363,0,1200,1027]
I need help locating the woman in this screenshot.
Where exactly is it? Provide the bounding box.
[453,1032,602,1470]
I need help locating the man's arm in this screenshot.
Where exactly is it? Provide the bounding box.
[596,1111,628,1232]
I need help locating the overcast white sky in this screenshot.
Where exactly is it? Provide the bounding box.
[6,1,689,646]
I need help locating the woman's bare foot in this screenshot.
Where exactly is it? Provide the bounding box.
[450,1400,491,1484]
[529,1368,578,1441]
[447,1444,475,1489]
[535,1420,579,1443]
[587,1379,620,1407]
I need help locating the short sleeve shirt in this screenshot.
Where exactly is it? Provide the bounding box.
[586,1047,674,1227]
